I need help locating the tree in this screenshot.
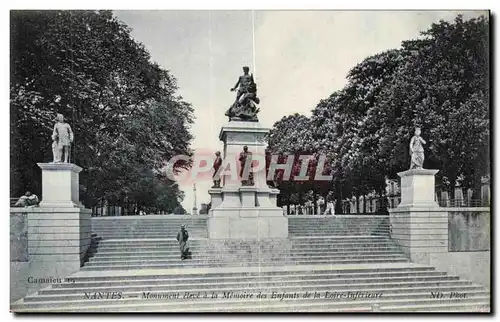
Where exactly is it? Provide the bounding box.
[10,10,193,211]
[375,15,489,198]
[267,113,333,214]
[309,14,489,209]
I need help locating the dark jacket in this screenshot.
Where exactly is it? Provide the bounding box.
[177,229,189,242]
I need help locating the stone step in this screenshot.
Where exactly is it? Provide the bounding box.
[89,245,405,253]
[88,250,404,258]
[380,302,490,312]
[87,254,408,263]
[93,228,206,230]
[94,239,394,245]
[93,227,390,231]
[96,235,388,240]
[91,241,399,247]
[32,282,484,301]
[288,226,391,228]
[288,234,391,237]
[85,253,409,264]
[14,292,489,312]
[81,258,410,270]
[52,270,447,288]
[67,275,455,291]
[70,266,437,281]
[93,244,398,250]
[176,296,490,313]
[289,230,391,232]
[39,277,475,296]
[89,248,405,255]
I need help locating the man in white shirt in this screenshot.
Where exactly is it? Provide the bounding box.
[324,199,336,216]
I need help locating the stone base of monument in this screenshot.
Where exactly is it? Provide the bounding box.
[37,163,84,208]
[397,168,440,208]
[207,121,288,240]
[10,206,92,302]
[10,163,93,300]
[34,162,92,261]
[389,169,447,263]
[208,187,287,240]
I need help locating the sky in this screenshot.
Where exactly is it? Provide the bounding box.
[114,10,486,212]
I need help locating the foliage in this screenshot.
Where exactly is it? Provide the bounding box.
[267,14,489,209]
[10,10,193,212]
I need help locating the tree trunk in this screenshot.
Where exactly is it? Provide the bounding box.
[471,175,481,200]
[363,195,367,214]
[355,195,360,213]
[335,183,343,214]
[313,190,318,215]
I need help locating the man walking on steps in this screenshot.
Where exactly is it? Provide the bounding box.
[177,224,191,260]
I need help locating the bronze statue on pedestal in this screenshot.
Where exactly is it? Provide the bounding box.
[225,66,260,122]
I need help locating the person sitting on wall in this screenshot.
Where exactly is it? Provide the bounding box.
[14,191,39,208]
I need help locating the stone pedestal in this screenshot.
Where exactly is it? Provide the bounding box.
[398,169,439,208]
[208,121,288,240]
[389,169,446,263]
[27,207,92,267]
[208,188,223,208]
[10,163,93,300]
[37,163,83,208]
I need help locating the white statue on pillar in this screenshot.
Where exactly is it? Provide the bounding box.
[409,127,426,170]
[52,114,74,163]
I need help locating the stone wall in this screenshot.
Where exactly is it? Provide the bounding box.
[10,212,29,302]
[430,251,490,289]
[389,207,490,289]
[448,210,490,252]
[11,212,28,262]
[10,207,92,303]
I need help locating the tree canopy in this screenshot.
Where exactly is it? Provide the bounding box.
[267,14,490,212]
[11,10,194,213]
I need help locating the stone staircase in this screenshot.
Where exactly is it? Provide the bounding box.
[90,215,209,239]
[82,236,409,270]
[288,215,390,236]
[12,215,490,312]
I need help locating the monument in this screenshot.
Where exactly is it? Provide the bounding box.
[397,127,438,208]
[208,67,288,239]
[192,183,198,215]
[33,114,91,282]
[389,126,442,262]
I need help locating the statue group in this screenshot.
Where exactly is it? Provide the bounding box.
[225,66,260,122]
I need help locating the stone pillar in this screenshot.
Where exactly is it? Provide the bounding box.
[389,169,447,264]
[455,186,464,205]
[481,182,490,205]
[208,121,287,240]
[16,163,93,298]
